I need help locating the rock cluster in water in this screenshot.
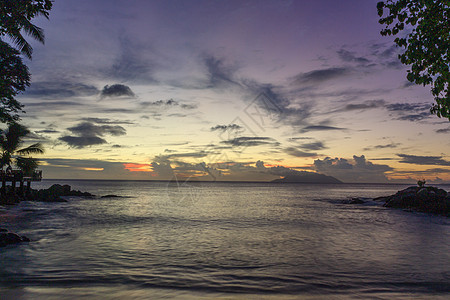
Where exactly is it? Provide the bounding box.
[379,186,449,216]
[1,184,96,247]
[0,228,30,247]
[0,184,95,205]
[349,186,449,216]
[29,184,95,202]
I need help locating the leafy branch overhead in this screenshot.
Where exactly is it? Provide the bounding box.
[377,0,450,120]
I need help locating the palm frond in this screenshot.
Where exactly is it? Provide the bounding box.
[20,19,45,44]
[17,143,45,155]
[7,31,33,59]
[0,153,12,169]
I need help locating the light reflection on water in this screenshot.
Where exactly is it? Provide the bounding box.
[1,180,449,299]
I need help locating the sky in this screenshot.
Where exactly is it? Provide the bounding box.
[13,0,450,183]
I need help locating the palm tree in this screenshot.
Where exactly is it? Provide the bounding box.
[0,123,44,175]
[0,0,53,59]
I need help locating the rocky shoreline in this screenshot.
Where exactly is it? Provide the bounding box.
[1,184,95,247]
[0,184,95,205]
[349,185,450,216]
[0,228,30,247]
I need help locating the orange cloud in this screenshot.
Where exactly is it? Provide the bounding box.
[80,167,104,171]
[123,163,153,172]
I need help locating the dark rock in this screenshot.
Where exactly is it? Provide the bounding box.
[382,186,449,216]
[0,232,26,247]
[0,228,31,247]
[28,184,95,202]
[101,194,123,198]
[342,197,365,204]
[373,196,389,202]
[350,198,365,204]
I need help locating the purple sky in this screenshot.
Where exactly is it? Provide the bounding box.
[14,0,450,183]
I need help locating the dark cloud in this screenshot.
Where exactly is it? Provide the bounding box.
[59,121,126,148]
[314,155,393,183]
[23,131,48,142]
[24,81,99,99]
[337,49,371,64]
[340,100,385,111]
[151,161,174,179]
[163,151,210,159]
[141,99,177,107]
[140,99,197,110]
[25,101,83,107]
[168,113,188,118]
[363,143,400,151]
[108,36,156,82]
[284,147,317,157]
[35,129,59,134]
[210,124,243,132]
[221,136,278,147]
[397,154,450,166]
[402,81,416,88]
[385,103,432,122]
[241,85,312,127]
[67,122,126,137]
[289,137,313,141]
[369,43,403,69]
[102,108,136,113]
[436,127,450,134]
[80,117,134,125]
[100,84,135,98]
[162,141,190,146]
[301,125,345,133]
[59,136,107,148]
[204,55,240,88]
[292,67,349,85]
[299,141,327,151]
[180,104,197,110]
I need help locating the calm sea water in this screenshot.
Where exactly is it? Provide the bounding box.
[1,180,449,299]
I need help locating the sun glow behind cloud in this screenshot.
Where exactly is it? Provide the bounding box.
[123,163,153,173]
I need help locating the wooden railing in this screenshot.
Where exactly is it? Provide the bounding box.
[0,170,42,181]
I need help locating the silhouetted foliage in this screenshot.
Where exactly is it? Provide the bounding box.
[0,0,52,124]
[16,156,38,176]
[0,123,44,173]
[377,0,450,120]
[0,41,28,123]
[0,0,53,59]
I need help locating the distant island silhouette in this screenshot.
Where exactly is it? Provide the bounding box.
[271,173,342,184]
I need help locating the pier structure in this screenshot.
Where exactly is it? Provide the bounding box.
[0,170,42,196]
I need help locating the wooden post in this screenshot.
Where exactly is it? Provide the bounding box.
[20,179,24,196]
[26,180,31,195]
[1,178,5,196]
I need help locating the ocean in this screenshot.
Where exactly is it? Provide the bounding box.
[1,180,449,299]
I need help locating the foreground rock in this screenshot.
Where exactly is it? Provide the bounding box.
[0,184,95,205]
[377,186,449,216]
[0,228,30,247]
[29,184,95,202]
